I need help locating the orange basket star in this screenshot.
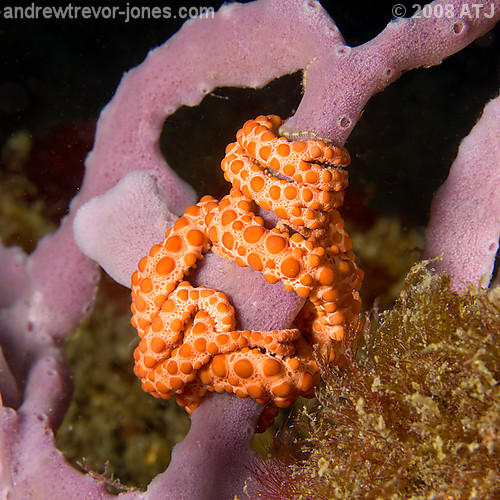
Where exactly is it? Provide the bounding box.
[131,115,363,430]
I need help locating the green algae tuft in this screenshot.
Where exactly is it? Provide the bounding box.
[264,263,500,499]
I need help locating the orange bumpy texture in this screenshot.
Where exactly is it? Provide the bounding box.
[131,115,363,430]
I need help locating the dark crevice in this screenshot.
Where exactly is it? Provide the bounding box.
[160,72,303,200]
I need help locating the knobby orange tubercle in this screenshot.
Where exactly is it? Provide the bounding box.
[130,115,363,430]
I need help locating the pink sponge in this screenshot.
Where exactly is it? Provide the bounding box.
[74,171,178,287]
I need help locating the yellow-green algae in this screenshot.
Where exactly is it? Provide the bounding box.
[56,275,191,490]
[0,131,55,252]
[279,264,500,499]
[350,216,423,310]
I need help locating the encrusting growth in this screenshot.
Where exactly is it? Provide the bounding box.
[130,115,363,429]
